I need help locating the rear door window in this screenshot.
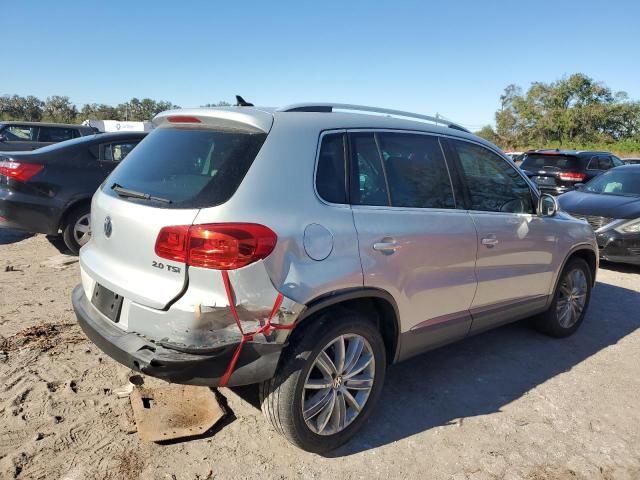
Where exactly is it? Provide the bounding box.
[38,127,74,142]
[377,132,455,209]
[104,127,267,208]
[452,140,533,214]
[316,132,347,204]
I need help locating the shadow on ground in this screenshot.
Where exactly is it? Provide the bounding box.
[0,228,32,245]
[231,280,640,456]
[600,260,640,275]
[45,235,73,255]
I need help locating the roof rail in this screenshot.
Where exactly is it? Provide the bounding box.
[277,103,470,133]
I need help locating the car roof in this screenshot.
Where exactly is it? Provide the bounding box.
[0,121,92,129]
[525,149,614,156]
[153,104,498,152]
[5,131,148,156]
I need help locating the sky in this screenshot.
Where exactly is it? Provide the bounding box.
[4,0,640,129]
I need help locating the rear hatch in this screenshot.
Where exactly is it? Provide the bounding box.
[80,112,271,309]
[521,153,585,189]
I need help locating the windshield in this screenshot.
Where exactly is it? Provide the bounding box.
[521,154,580,171]
[584,168,640,196]
[104,127,267,208]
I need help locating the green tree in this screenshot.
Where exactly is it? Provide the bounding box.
[43,96,78,123]
[492,73,640,149]
[476,125,500,144]
[80,103,119,120]
[0,95,44,121]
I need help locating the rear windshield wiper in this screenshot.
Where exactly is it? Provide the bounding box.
[111,183,172,204]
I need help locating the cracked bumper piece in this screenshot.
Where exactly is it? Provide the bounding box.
[72,285,283,387]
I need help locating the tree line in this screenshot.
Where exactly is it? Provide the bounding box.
[0,95,232,123]
[476,73,640,151]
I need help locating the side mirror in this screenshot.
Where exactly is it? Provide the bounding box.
[574,183,585,191]
[0,134,6,142]
[538,193,559,217]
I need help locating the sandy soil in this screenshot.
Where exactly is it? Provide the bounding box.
[1,230,640,480]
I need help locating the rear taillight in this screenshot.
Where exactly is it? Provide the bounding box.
[558,172,587,182]
[155,223,277,270]
[0,161,44,182]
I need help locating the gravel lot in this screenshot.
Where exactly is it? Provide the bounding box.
[1,230,639,480]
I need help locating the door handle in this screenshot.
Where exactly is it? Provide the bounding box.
[481,235,499,248]
[373,239,398,255]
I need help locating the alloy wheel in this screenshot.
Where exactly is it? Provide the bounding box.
[302,334,375,436]
[73,214,92,247]
[556,267,588,328]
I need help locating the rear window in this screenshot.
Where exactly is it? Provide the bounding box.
[521,154,580,171]
[104,127,267,208]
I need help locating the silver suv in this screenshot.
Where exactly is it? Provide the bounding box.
[72,103,598,452]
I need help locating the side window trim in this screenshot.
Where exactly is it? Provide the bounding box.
[439,137,469,210]
[447,137,537,215]
[372,132,393,206]
[99,143,112,162]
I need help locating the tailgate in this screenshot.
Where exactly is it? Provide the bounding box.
[80,190,199,309]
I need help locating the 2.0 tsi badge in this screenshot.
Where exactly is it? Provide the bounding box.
[103,216,112,238]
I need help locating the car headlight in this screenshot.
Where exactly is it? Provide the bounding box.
[614,218,640,234]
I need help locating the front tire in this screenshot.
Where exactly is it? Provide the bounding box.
[535,257,592,337]
[62,205,91,255]
[259,310,386,453]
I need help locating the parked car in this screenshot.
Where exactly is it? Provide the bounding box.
[0,121,95,151]
[72,103,598,453]
[623,157,640,165]
[504,151,525,165]
[0,132,146,253]
[558,164,640,265]
[520,149,625,195]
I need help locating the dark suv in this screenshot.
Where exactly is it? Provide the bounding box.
[520,149,625,195]
[0,121,95,151]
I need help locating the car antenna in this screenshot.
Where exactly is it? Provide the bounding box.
[235,95,254,107]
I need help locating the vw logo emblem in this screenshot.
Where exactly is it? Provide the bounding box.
[104,216,112,238]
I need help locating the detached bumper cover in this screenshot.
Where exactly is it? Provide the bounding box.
[596,231,640,265]
[72,285,283,387]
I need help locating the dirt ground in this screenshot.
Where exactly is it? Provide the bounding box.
[1,230,639,480]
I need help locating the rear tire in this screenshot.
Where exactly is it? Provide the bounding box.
[535,257,592,337]
[259,309,386,453]
[62,205,91,255]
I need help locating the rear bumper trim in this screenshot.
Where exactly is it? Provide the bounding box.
[72,285,283,386]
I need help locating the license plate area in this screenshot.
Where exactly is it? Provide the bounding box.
[533,176,556,186]
[91,283,124,323]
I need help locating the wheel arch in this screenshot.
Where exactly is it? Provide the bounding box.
[58,197,92,231]
[548,244,598,308]
[294,288,401,363]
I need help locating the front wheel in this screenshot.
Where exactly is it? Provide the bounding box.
[259,310,386,453]
[535,257,592,337]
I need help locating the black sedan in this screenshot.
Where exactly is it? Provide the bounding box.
[0,132,147,253]
[558,164,640,266]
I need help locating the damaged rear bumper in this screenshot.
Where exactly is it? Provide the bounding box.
[72,285,283,387]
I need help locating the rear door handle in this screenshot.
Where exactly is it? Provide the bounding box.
[373,238,398,255]
[481,235,499,248]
